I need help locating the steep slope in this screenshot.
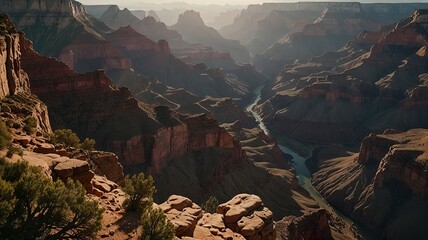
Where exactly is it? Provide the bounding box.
[245,10,320,55]
[103,26,255,99]
[256,10,428,144]
[312,129,428,239]
[171,10,251,63]
[255,4,382,77]
[1,0,111,56]
[221,2,428,48]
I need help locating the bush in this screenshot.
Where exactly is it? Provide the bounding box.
[201,196,219,214]
[23,116,37,134]
[50,129,81,148]
[0,160,103,239]
[50,129,96,150]
[6,146,23,158]
[0,121,12,149]
[81,138,96,150]
[141,207,175,240]
[123,173,155,212]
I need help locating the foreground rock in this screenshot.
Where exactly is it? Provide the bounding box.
[312,129,428,239]
[160,194,275,240]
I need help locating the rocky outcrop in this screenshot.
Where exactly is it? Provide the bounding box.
[275,209,332,240]
[159,194,275,240]
[58,32,131,73]
[312,129,428,239]
[72,151,125,184]
[1,0,111,56]
[171,10,251,63]
[0,15,30,98]
[256,10,428,144]
[110,113,244,174]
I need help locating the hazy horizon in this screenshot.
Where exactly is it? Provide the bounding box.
[79,0,428,7]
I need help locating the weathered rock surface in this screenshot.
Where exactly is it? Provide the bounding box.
[160,194,275,240]
[256,10,428,144]
[72,151,125,184]
[312,129,428,239]
[0,14,30,98]
[1,0,111,56]
[275,209,332,240]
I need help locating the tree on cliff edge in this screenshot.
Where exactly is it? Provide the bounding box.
[0,159,103,239]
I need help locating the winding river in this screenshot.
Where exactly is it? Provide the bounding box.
[246,85,375,240]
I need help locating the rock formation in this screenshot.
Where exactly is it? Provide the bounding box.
[312,129,428,239]
[256,10,428,144]
[1,0,111,56]
[99,5,139,29]
[254,3,382,78]
[0,14,30,98]
[159,194,275,240]
[171,10,251,63]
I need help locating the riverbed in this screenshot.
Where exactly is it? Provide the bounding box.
[246,84,376,240]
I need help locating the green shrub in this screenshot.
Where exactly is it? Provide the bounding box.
[6,146,23,158]
[201,196,219,214]
[141,207,174,240]
[81,138,96,150]
[0,160,103,239]
[50,129,80,148]
[123,173,155,212]
[23,116,37,134]
[49,129,96,150]
[0,122,12,149]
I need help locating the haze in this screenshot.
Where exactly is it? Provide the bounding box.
[79,0,428,8]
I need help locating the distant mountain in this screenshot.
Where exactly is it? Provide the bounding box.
[96,5,239,69]
[256,9,428,144]
[254,4,382,77]
[171,10,251,63]
[99,5,139,29]
[84,4,114,18]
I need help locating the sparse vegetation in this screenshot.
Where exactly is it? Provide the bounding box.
[81,138,96,150]
[23,116,37,134]
[49,129,96,150]
[141,207,175,240]
[201,196,219,213]
[0,121,12,149]
[6,146,23,158]
[0,159,103,239]
[123,173,155,212]
[122,172,174,239]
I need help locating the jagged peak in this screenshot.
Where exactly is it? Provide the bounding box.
[176,10,205,27]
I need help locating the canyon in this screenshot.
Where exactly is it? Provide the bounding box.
[255,9,428,144]
[311,129,428,239]
[2,0,428,239]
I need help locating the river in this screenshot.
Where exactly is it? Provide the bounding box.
[246,84,376,240]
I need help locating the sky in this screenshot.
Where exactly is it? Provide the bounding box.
[78,0,428,7]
